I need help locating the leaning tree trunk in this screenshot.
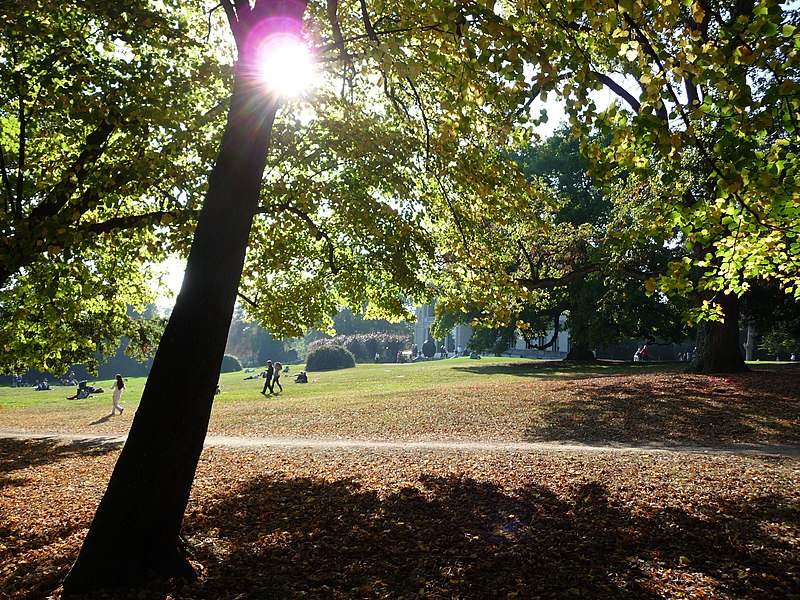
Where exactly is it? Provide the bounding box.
[687,291,748,374]
[62,2,307,593]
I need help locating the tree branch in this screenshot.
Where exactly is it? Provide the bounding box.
[528,313,561,350]
[257,201,340,275]
[237,291,259,309]
[15,76,26,218]
[220,0,242,50]
[316,22,445,57]
[358,0,379,41]
[406,77,431,169]
[517,263,598,290]
[326,0,351,62]
[82,210,198,235]
[517,239,537,278]
[29,117,118,222]
[0,139,13,213]
[591,71,640,113]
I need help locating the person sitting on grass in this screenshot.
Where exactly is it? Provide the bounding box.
[67,386,90,400]
[294,371,308,384]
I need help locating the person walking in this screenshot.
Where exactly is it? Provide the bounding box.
[261,360,275,395]
[272,361,283,393]
[111,374,125,415]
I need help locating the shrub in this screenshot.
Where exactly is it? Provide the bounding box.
[220,354,243,373]
[305,344,356,372]
[309,333,410,363]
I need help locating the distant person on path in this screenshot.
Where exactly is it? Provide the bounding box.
[641,344,649,361]
[111,374,125,415]
[261,360,275,395]
[272,361,283,393]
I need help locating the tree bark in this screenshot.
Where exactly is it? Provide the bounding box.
[62,2,307,590]
[564,342,597,361]
[744,320,755,361]
[687,292,748,374]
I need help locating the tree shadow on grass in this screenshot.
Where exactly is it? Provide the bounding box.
[453,360,676,380]
[0,437,121,489]
[0,437,123,600]
[525,370,800,449]
[175,472,798,599]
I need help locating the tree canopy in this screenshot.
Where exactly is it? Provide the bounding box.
[418,0,798,370]
[0,0,228,372]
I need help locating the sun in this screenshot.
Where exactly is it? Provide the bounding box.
[255,34,316,97]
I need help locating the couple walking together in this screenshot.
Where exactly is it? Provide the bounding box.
[261,360,283,395]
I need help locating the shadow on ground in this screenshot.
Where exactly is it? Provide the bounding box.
[3,443,797,599]
[524,369,800,448]
[452,359,670,379]
[0,437,121,489]
[170,472,798,599]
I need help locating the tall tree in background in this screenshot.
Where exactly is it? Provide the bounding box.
[433,126,690,360]
[430,0,799,372]
[535,0,800,372]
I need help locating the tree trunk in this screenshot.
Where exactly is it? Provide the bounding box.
[687,292,748,374]
[744,320,756,361]
[61,2,305,588]
[565,342,597,361]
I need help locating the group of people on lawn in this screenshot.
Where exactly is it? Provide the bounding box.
[257,360,308,394]
[260,360,284,395]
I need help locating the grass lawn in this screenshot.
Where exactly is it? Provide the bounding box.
[0,359,798,599]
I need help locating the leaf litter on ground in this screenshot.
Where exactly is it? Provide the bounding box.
[0,363,798,599]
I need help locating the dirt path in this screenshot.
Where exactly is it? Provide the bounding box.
[1,428,798,457]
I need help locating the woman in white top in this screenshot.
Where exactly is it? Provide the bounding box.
[111,374,125,415]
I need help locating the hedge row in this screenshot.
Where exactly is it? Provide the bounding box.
[309,333,410,363]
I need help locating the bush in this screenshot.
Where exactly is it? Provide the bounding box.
[305,344,356,372]
[220,354,243,373]
[309,333,410,363]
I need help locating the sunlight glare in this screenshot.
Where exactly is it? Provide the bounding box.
[256,34,316,97]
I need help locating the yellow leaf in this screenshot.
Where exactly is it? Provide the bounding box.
[691,1,705,23]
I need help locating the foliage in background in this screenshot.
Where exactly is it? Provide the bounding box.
[224,306,289,367]
[433,126,692,357]
[331,307,413,337]
[317,332,411,363]
[744,280,800,358]
[0,0,227,373]
[304,343,356,372]
[219,354,242,373]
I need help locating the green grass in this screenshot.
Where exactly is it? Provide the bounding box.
[0,357,476,409]
[0,357,567,428]
[3,358,795,445]
[0,356,691,411]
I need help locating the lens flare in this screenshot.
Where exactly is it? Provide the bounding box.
[256,34,316,97]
